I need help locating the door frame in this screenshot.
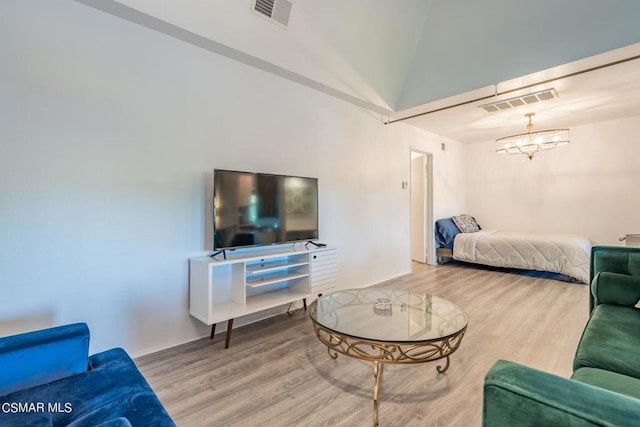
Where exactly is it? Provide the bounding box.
[410,149,436,265]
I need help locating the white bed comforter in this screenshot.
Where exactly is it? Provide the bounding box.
[453,230,591,283]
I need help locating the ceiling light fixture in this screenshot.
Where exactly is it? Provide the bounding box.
[495,113,570,160]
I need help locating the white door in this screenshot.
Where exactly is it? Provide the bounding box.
[411,150,435,265]
[411,154,427,263]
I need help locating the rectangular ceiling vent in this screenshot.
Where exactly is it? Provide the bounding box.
[252,0,292,28]
[479,88,558,113]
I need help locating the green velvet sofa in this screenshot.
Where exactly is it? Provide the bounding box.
[483,245,640,426]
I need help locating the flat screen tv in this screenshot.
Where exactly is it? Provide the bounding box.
[213,169,319,250]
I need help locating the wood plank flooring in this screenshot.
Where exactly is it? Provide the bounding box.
[136,262,589,427]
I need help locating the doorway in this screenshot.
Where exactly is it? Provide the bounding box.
[410,150,435,265]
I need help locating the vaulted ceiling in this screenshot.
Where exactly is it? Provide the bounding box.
[76,0,640,142]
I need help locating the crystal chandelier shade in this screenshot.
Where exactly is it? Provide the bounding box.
[496,113,569,160]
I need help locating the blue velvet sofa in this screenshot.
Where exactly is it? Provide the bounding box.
[483,245,640,426]
[0,323,175,426]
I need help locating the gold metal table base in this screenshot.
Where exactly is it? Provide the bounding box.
[311,322,466,426]
[373,361,382,427]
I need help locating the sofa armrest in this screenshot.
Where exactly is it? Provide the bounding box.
[592,272,640,309]
[483,360,640,427]
[590,246,640,311]
[0,323,89,396]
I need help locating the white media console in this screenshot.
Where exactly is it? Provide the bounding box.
[189,245,337,348]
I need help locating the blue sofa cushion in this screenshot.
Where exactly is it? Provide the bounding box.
[0,348,174,426]
[84,417,132,427]
[0,411,52,426]
[574,304,640,378]
[0,323,89,396]
[94,418,133,427]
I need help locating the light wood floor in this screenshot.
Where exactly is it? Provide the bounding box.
[136,262,589,427]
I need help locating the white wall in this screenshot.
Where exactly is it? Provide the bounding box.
[0,1,465,356]
[105,0,431,110]
[465,115,640,245]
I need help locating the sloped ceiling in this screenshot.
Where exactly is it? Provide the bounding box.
[78,0,431,111]
[397,0,640,110]
[76,0,640,142]
[395,45,640,143]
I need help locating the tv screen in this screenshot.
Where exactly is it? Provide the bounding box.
[213,169,319,250]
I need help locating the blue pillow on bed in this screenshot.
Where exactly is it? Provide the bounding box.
[435,218,461,250]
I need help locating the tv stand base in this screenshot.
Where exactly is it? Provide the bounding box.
[209,319,234,349]
[210,299,307,349]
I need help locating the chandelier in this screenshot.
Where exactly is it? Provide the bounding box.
[496,113,569,160]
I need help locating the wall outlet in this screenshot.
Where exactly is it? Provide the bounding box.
[402,181,409,189]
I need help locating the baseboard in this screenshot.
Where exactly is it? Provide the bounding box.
[133,273,413,359]
[132,300,304,359]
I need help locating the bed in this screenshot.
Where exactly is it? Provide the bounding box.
[435,216,591,283]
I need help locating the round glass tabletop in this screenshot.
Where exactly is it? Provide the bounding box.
[309,288,468,343]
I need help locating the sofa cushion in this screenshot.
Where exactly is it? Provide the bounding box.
[592,272,640,308]
[0,323,89,396]
[0,411,51,426]
[0,348,174,426]
[484,359,640,427]
[591,246,640,277]
[572,367,640,400]
[69,416,132,427]
[574,304,640,378]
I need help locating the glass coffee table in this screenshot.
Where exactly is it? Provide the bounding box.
[309,288,468,426]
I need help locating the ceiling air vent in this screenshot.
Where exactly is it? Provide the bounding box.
[252,0,292,28]
[479,88,558,113]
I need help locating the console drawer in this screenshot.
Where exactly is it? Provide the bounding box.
[310,249,337,290]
